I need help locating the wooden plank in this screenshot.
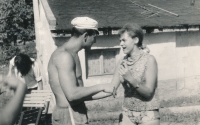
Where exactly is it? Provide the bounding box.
[31,90,52,92]
[26,92,51,94]
[24,97,51,101]
[26,93,48,96]
[25,96,45,98]
[25,94,52,97]
[23,101,45,104]
[24,99,45,102]
[40,0,56,26]
[24,98,45,101]
[31,92,52,95]
[23,104,45,107]
[25,95,46,97]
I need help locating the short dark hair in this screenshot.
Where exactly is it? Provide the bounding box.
[118,23,144,47]
[71,27,99,37]
[14,53,33,77]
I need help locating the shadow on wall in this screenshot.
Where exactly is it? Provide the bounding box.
[53,31,200,48]
[53,35,120,48]
[176,31,200,47]
[144,32,176,45]
[144,31,200,48]
[93,35,119,48]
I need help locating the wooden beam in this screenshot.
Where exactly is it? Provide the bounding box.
[40,0,56,26]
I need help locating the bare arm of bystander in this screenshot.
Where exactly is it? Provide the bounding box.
[0,75,27,125]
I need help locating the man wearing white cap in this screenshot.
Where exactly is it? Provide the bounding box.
[48,17,115,125]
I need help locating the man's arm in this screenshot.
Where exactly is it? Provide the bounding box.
[55,52,112,105]
[0,76,27,125]
[88,92,112,100]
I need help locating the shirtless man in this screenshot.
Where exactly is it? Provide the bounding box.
[48,17,114,125]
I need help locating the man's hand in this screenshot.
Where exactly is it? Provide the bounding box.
[102,83,117,98]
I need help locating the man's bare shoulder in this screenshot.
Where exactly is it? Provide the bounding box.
[50,49,74,66]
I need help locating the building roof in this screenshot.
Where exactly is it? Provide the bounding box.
[43,0,200,30]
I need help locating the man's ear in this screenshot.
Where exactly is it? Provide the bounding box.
[83,32,88,42]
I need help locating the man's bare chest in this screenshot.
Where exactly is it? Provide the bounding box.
[74,56,82,78]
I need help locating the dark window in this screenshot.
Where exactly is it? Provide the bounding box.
[86,49,119,77]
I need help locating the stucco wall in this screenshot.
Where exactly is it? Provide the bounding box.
[145,32,200,101]
[33,0,57,113]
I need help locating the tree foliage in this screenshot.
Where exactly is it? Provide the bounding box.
[0,42,36,65]
[0,45,20,65]
[0,0,35,45]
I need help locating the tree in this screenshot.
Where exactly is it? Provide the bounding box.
[0,0,35,45]
[0,44,21,65]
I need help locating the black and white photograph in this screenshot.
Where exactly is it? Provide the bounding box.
[0,0,200,125]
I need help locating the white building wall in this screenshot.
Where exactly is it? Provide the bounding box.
[33,0,57,113]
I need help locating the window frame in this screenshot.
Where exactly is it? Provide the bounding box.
[86,48,119,77]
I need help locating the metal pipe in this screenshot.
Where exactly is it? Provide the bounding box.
[148,4,179,17]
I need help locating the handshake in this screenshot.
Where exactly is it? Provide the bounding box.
[103,84,117,98]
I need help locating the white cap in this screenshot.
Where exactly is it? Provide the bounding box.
[71,17,98,31]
